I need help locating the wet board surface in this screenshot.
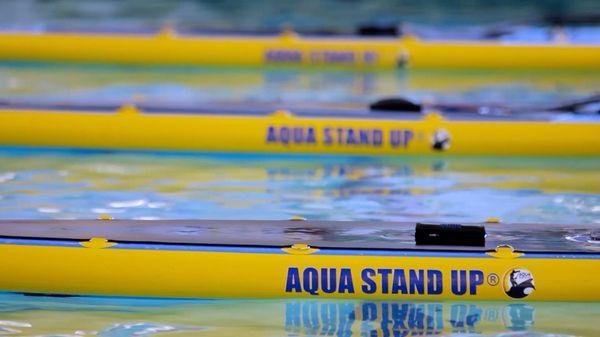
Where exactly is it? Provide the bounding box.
[0,220,597,253]
[1,101,595,122]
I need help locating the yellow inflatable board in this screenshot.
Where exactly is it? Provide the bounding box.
[0,219,597,301]
[0,30,598,69]
[0,103,598,156]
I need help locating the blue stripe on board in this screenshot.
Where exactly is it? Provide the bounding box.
[3,146,600,164]
[0,237,286,254]
[0,237,81,247]
[115,242,286,254]
[1,237,599,259]
[315,248,600,259]
[0,291,209,307]
[315,248,490,258]
[0,145,394,160]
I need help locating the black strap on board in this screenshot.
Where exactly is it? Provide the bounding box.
[415,223,486,247]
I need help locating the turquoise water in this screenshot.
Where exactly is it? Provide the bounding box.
[0,152,599,224]
[2,65,600,107]
[1,0,600,39]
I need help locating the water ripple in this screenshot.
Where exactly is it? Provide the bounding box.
[0,153,598,223]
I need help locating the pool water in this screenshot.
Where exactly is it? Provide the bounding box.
[0,294,599,337]
[0,152,599,223]
[2,65,600,107]
[1,0,600,42]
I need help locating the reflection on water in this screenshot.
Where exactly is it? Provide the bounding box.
[0,294,597,337]
[1,65,599,107]
[0,151,598,223]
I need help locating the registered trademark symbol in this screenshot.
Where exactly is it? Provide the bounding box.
[487,273,499,286]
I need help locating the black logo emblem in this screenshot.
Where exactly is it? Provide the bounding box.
[432,129,450,151]
[504,268,535,299]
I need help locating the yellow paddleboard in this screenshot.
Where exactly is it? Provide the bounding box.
[0,219,598,301]
[0,102,598,156]
[0,29,598,69]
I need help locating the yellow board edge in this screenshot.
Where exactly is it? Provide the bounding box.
[0,31,599,69]
[0,241,598,301]
[0,107,599,156]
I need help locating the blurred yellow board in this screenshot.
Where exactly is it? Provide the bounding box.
[0,29,599,69]
[0,104,598,156]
